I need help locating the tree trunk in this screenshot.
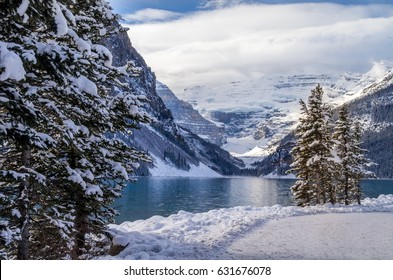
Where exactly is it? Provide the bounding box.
[71,192,88,259]
[344,176,349,205]
[315,172,321,205]
[356,179,361,205]
[17,147,31,260]
[69,149,88,259]
[329,185,335,205]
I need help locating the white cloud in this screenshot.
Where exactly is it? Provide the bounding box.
[125,3,393,92]
[199,0,249,9]
[123,8,181,23]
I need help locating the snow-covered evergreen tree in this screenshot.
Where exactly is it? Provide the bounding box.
[289,85,335,206]
[333,106,375,205]
[288,100,313,206]
[350,122,376,204]
[290,86,376,207]
[1,0,148,259]
[332,105,352,205]
[0,0,53,260]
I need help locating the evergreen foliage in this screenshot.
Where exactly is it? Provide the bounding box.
[333,106,375,205]
[289,85,335,206]
[289,85,374,207]
[0,0,148,259]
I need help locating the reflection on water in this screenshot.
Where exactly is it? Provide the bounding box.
[113,177,393,223]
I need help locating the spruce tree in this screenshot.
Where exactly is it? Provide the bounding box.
[332,105,352,205]
[289,85,335,206]
[291,88,376,207]
[333,107,375,205]
[289,100,313,206]
[350,122,375,204]
[1,0,148,259]
[0,0,53,260]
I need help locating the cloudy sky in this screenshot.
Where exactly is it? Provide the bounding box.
[107,0,393,92]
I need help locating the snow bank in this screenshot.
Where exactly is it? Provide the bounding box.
[232,146,267,157]
[103,194,393,260]
[149,155,221,178]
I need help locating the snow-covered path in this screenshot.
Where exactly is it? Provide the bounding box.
[104,195,393,260]
[227,213,393,259]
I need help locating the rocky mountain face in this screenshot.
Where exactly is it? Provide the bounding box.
[156,81,226,146]
[256,69,393,179]
[103,25,245,176]
[346,71,393,178]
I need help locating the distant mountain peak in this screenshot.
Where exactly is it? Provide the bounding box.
[367,60,393,80]
[173,63,393,162]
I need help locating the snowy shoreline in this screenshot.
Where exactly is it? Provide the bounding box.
[103,194,393,260]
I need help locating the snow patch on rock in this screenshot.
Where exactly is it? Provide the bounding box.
[150,155,221,178]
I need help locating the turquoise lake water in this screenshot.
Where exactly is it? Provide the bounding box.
[113,177,393,223]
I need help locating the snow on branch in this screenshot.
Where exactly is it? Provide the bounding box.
[0,43,26,81]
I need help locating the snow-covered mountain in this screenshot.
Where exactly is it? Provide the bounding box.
[256,67,393,179]
[103,24,245,176]
[175,62,393,165]
[346,70,393,178]
[103,21,392,177]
